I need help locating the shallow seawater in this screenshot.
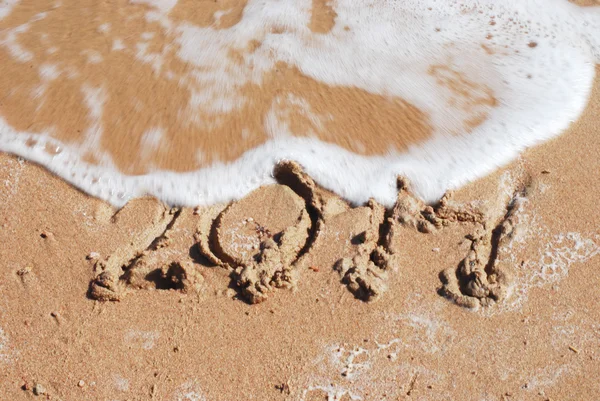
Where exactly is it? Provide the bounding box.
[0,0,598,207]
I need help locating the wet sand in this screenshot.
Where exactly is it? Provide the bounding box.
[0,0,437,174]
[0,67,599,399]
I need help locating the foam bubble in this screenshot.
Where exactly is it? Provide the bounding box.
[0,0,599,207]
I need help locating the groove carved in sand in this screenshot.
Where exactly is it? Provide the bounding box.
[195,177,313,303]
[87,163,532,308]
[274,162,397,303]
[195,161,399,303]
[88,199,175,301]
[332,201,392,302]
[89,206,206,301]
[389,175,528,309]
[392,178,485,233]
[439,182,530,309]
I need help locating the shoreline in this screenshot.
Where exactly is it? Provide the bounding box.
[1,1,598,208]
[0,69,599,399]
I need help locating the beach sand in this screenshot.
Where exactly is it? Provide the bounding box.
[0,63,599,399]
[0,0,435,175]
[1,1,600,398]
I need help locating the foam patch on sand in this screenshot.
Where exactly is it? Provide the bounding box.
[0,0,19,21]
[521,363,580,393]
[0,326,16,364]
[463,170,600,314]
[0,327,9,362]
[123,329,160,350]
[0,0,599,206]
[491,203,600,314]
[294,298,455,400]
[438,167,600,312]
[298,327,451,400]
[172,380,207,401]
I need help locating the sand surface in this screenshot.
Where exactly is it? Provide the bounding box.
[1,0,600,397]
[0,0,434,174]
[0,65,599,399]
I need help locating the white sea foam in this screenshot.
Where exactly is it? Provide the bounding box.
[0,0,599,207]
[0,0,19,21]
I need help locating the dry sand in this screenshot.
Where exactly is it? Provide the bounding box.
[0,66,599,400]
